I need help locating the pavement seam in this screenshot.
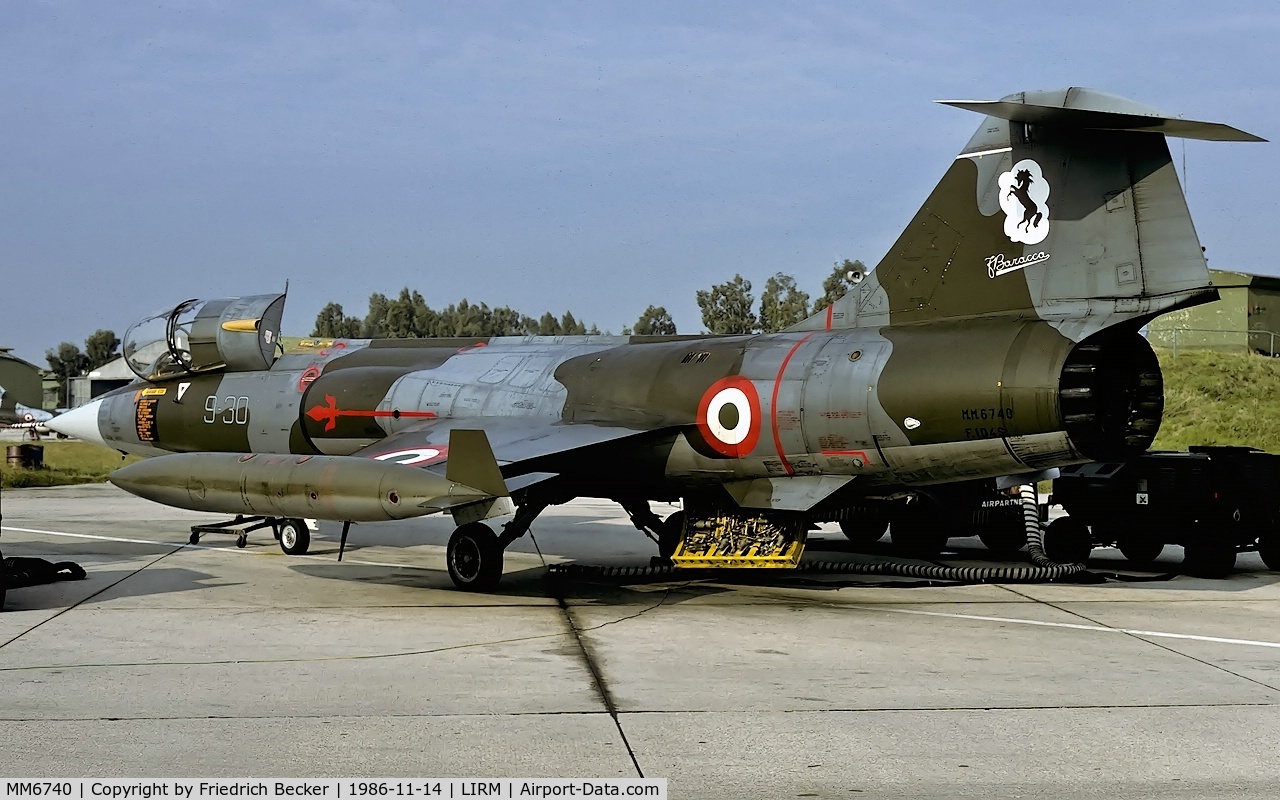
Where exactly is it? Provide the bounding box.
[3,700,1276,722]
[0,542,186,651]
[556,597,646,779]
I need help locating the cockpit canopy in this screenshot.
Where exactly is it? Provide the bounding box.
[123,293,287,381]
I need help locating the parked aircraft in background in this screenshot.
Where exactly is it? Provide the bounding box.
[49,88,1263,590]
[0,385,59,439]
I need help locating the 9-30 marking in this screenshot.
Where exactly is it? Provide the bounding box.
[203,395,250,425]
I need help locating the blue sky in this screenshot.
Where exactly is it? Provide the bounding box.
[2,1,1277,365]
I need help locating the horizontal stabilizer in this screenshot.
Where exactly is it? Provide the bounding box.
[939,99,1265,142]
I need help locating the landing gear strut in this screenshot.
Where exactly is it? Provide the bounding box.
[617,498,681,563]
[445,499,550,592]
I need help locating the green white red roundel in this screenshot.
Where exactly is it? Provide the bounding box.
[697,375,761,458]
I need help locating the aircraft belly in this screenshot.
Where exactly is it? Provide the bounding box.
[879,431,1085,485]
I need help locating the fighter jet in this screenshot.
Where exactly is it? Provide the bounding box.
[0,385,56,438]
[50,88,1263,590]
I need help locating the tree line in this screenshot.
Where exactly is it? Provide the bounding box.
[35,258,868,390]
[312,289,598,339]
[314,259,866,339]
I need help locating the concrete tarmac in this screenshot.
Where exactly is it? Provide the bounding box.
[2,483,1279,799]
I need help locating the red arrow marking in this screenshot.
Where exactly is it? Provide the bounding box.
[306,395,437,432]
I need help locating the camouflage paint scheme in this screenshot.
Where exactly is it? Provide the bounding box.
[53,88,1264,587]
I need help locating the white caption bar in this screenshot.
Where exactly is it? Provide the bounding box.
[0,780,667,800]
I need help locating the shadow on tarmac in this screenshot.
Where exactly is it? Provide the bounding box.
[2,566,240,611]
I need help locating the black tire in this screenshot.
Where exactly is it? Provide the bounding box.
[1259,531,1280,571]
[447,522,504,591]
[1042,516,1093,564]
[235,535,247,549]
[278,519,311,555]
[1116,535,1164,566]
[891,508,949,559]
[840,516,890,548]
[1184,541,1236,578]
[659,511,685,560]
[188,532,200,545]
[977,508,1028,554]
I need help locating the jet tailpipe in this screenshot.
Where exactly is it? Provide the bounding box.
[109,452,492,521]
[1058,331,1163,460]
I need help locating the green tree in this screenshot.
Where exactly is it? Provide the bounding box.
[362,292,391,338]
[489,306,538,336]
[537,312,561,336]
[814,259,866,313]
[759,274,810,333]
[560,311,586,335]
[84,329,121,369]
[384,288,433,338]
[45,342,90,400]
[311,303,362,338]
[632,305,677,335]
[696,274,758,334]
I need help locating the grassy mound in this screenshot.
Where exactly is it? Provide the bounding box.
[1152,348,1280,453]
[0,441,140,488]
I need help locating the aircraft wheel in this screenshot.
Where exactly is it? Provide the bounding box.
[978,508,1027,554]
[447,522,503,592]
[1042,516,1092,564]
[1184,540,1236,578]
[1116,534,1164,566]
[278,519,311,556]
[839,516,889,549]
[188,532,200,545]
[235,535,247,549]
[1259,530,1280,571]
[891,507,948,559]
[658,511,685,560]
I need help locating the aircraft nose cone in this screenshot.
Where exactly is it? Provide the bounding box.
[46,398,106,446]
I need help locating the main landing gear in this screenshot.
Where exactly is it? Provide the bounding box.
[445,499,549,592]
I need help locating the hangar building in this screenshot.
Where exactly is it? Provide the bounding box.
[1147,270,1280,356]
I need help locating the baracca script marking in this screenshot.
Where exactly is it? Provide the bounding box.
[986,251,1050,279]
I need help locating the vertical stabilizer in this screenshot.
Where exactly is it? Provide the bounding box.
[791,88,1263,341]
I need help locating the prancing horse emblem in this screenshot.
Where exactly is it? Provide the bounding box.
[997,159,1051,245]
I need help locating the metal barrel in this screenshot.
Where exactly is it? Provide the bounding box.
[6,444,43,469]
[109,452,490,521]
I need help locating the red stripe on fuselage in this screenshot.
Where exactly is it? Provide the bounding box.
[770,333,816,476]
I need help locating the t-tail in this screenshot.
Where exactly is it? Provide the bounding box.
[791,87,1264,340]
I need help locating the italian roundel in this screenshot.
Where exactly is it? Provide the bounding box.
[696,375,762,458]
